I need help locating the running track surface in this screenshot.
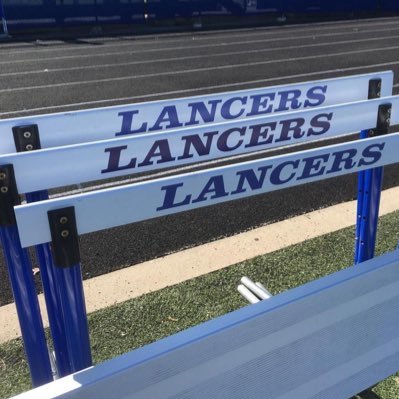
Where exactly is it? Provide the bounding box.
[1,16,399,306]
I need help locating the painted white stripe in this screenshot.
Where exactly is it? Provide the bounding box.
[1,66,397,117]
[2,34,398,78]
[2,24,399,66]
[14,133,399,247]
[3,18,399,57]
[2,45,399,93]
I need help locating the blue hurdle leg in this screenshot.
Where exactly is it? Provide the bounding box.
[355,100,390,264]
[53,263,92,372]
[47,207,92,373]
[0,225,53,387]
[26,190,72,377]
[357,167,384,263]
[354,129,368,264]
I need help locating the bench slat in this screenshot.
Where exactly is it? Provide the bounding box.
[12,250,399,399]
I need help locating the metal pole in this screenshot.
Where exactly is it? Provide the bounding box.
[354,129,368,264]
[26,192,72,377]
[0,165,53,387]
[48,206,92,373]
[355,103,391,264]
[357,167,384,262]
[354,79,384,264]
[237,284,260,304]
[13,126,71,377]
[241,276,271,300]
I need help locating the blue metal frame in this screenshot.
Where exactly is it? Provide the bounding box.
[0,224,53,387]
[53,262,92,372]
[355,166,384,263]
[26,191,72,377]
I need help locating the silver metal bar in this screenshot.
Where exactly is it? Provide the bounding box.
[237,284,260,304]
[240,277,271,300]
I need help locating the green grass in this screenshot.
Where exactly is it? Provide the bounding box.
[1,211,399,398]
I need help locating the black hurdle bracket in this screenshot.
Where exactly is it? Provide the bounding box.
[368,78,382,100]
[369,103,392,137]
[48,207,81,268]
[12,124,41,152]
[0,164,20,226]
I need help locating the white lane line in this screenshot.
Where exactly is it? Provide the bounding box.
[2,44,399,93]
[1,61,398,117]
[1,33,399,77]
[2,20,399,62]
[3,16,398,54]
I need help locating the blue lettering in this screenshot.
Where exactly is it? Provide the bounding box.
[157,183,191,211]
[217,127,246,152]
[358,143,385,167]
[192,175,229,203]
[304,86,327,108]
[149,106,183,131]
[231,166,272,194]
[308,113,333,136]
[297,154,329,180]
[178,131,218,160]
[247,93,275,116]
[185,100,222,126]
[327,149,357,174]
[276,118,305,143]
[270,160,300,185]
[275,90,302,112]
[137,140,175,167]
[245,122,276,148]
[221,97,247,120]
[101,146,136,174]
[116,111,147,136]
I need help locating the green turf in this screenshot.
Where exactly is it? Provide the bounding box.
[1,210,399,399]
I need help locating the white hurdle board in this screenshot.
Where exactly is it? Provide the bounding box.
[0,71,393,154]
[2,95,398,194]
[11,249,399,399]
[15,132,399,248]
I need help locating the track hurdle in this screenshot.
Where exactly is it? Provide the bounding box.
[10,109,399,398]
[0,71,395,387]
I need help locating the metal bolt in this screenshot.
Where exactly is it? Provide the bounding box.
[59,216,68,224]
[369,129,374,136]
[0,172,6,180]
[23,131,32,139]
[386,118,391,124]
[61,230,69,238]
[0,186,8,193]
[377,91,381,97]
[25,144,34,151]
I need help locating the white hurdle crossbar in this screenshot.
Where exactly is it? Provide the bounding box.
[1,71,397,393]
[0,71,393,154]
